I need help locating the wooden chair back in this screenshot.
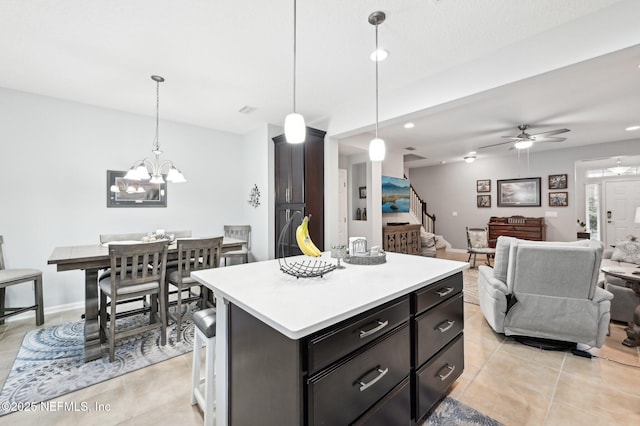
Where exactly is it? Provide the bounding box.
[223,225,251,250]
[175,237,223,281]
[108,240,169,291]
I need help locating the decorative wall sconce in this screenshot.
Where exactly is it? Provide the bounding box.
[248,184,261,207]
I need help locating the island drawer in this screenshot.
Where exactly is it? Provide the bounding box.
[414,272,462,314]
[308,324,410,426]
[414,293,463,366]
[307,297,410,374]
[351,377,411,426]
[414,334,464,421]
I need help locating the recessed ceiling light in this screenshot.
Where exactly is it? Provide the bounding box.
[440,161,446,164]
[370,49,388,61]
[404,122,414,129]
[625,125,640,131]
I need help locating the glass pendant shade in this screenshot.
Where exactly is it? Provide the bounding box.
[369,137,386,161]
[285,112,306,144]
[166,167,187,183]
[514,140,533,150]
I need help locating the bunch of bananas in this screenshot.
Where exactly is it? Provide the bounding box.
[296,216,322,257]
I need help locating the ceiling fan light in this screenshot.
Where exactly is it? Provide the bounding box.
[370,49,388,62]
[464,155,476,163]
[369,138,386,161]
[285,112,306,144]
[514,140,533,149]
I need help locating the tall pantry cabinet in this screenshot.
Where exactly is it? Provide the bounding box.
[273,127,325,257]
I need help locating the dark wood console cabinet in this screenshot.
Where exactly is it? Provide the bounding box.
[227,272,464,425]
[383,224,422,255]
[487,216,546,248]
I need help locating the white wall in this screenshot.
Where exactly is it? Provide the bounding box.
[0,87,250,313]
[408,139,640,249]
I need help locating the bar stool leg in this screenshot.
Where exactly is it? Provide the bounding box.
[192,325,216,425]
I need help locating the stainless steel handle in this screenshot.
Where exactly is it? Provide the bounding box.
[356,367,389,392]
[436,320,455,333]
[436,287,454,297]
[437,364,456,381]
[286,187,290,203]
[286,208,290,222]
[358,320,389,339]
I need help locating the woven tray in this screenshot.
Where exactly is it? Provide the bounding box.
[343,252,386,265]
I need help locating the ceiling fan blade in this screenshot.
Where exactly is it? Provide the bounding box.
[479,140,516,149]
[501,136,521,139]
[537,137,567,142]
[529,128,570,137]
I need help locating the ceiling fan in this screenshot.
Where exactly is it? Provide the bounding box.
[479,124,570,150]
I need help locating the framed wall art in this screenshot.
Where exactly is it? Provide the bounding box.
[548,174,568,189]
[477,194,491,208]
[477,179,491,193]
[549,191,568,207]
[359,186,367,199]
[107,170,167,208]
[497,177,541,207]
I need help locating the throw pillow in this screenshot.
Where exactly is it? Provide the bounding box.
[611,240,640,264]
[420,231,436,248]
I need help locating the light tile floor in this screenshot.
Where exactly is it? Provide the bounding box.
[1,255,639,425]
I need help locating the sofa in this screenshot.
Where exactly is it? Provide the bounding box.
[478,236,613,348]
[598,237,640,323]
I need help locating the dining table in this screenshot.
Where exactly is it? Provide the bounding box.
[47,236,246,362]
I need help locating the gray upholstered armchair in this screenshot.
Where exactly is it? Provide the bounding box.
[477,236,613,347]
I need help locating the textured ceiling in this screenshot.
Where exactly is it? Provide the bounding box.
[1,0,638,165]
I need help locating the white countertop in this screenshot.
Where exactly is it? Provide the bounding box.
[192,252,468,340]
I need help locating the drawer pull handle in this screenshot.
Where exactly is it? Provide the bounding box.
[437,364,456,381]
[356,366,389,392]
[436,320,455,333]
[436,287,454,297]
[358,320,389,339]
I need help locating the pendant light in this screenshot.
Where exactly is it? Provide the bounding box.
[368,11,386,161]
[284,0,306,143]
[123,75,186,185]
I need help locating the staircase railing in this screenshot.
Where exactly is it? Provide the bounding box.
[409,183,436,233]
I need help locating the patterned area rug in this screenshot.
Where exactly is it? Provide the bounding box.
[0,312,194,417]
[424,397,503,425]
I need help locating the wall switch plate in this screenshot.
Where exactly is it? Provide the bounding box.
[452,211,458,217]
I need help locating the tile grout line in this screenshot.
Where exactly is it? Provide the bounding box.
[542,351,565,425]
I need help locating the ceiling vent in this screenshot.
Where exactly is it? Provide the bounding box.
[404,153,426,162]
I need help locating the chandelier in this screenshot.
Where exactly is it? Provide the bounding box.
[124,75,186,185]
[368,11,386,161]
[608,157,629,175]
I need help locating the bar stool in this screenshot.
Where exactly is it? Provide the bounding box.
[192,308,216,425]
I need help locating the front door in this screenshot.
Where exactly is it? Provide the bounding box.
[604,178,640,246]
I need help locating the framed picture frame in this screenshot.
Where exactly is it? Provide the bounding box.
[548,174,568,189]
[549,191,568,207]
[359,186,367,199]
[477,194,491,208]
[107,170,167,208]
[477,179,491,193]
[497,177,541,207]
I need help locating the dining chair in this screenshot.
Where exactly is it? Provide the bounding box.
[167,237,223,341]
[221,225,251,265]
[99,240,169,362]
[0,235,44,326]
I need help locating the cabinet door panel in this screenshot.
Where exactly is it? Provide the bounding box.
[414,293,463,366]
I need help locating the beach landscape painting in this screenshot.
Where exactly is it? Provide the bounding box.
[382,176,410,213]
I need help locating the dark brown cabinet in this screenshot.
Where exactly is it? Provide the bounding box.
[487,216,546,248]
[226,272,464,425]
[273,127,325,257]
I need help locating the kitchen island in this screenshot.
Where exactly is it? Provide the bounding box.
[192,252,468,425]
